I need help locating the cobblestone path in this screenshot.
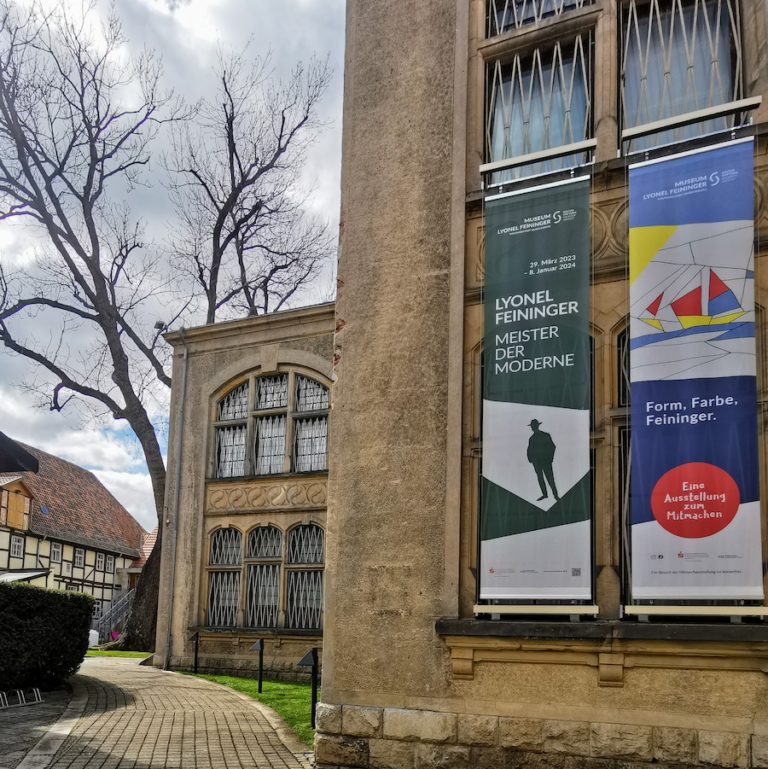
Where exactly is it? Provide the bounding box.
[28,658,311,769]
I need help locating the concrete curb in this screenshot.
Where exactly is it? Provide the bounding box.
[12,678,87,769]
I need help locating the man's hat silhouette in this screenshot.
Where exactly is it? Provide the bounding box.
[528,419,541,427]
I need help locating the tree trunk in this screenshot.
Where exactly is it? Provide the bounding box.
[121,526,162,651]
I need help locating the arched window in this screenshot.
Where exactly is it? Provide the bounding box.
[206,523,325,632]
[207,528,242,627]
[245,526,282,628]
[209,528,242,565]
[286,524,324,630]
[213,372,329,478]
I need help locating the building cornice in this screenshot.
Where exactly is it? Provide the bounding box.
[164,302,336,348]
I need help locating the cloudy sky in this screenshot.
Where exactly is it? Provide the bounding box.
[0,0,346,532]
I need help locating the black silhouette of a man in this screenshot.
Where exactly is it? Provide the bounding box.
[526,419,559,502]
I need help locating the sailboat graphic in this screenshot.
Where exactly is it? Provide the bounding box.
[640,269,746,333]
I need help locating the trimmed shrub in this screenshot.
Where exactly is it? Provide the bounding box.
[0,582,93,689]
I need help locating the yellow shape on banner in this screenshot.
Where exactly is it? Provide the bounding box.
[629,226,677,284]
[678,315,712,329]
[714,311,746,324]
[641,318,664,331]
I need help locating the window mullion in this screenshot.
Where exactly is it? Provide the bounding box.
[237,562,245,628]
[285,370,297,474]
[279,558,288,629]
[244,375,256,477]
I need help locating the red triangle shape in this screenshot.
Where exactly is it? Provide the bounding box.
[709,270,729,301]
[646,293,663,317]
[671,286,702,317]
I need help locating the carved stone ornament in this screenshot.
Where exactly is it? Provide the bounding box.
[206,479,327,512]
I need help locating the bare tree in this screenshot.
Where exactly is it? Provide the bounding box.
[0,0,185,648]
[0,0,331,649]
[167,49,334,323]
[0,3,333,650]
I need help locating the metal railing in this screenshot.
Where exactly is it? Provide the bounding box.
[96,588,135,643]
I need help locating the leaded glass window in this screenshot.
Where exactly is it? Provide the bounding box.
[207,571,240,627]
[621,0,743,150]
[210,527,242,566]
[207,523,324,632]
[294,418,328,472]
[218,383,248,420]
[286,570,323,630]
[296,376,329,411]
[288,524,324,564]
[213,371,329,478]
[486,34,592,183]
[216,425,246,477]
[257,375,288,409]
[248,525,282,559]
[487,0,593,36]
[246,564,280,628]
[254,416,287,474]
[215,383,249,478]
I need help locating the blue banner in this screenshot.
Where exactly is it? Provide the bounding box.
[629,139,763,601]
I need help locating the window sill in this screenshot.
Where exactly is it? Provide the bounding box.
[198,627,323,638]
[207,470,328,483]
[436,617,768,643]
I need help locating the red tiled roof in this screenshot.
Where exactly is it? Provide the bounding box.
[132,527,158,569]
[0,443,146,558]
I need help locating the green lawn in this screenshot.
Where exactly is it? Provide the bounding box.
[192,674,315,748]
[85,650,152,659]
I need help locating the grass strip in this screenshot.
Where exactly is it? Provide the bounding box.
[85,650,152,659]
[192,674,315,748]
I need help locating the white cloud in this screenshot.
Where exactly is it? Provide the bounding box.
[0,384,158,528]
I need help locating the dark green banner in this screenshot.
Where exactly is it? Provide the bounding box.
[480,177,592,601]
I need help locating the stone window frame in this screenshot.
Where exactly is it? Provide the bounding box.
[204,521,325,632]
[211,367,330,480]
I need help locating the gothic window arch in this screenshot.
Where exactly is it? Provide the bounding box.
[207,523,325,631]
[207,527,242,627]
[245,525,282,628]
[286,523,324,630]
[213,370,329,479]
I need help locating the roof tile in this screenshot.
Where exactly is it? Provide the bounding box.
[5,442,146,558]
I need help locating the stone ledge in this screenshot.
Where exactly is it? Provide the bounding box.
[436,618,768,644]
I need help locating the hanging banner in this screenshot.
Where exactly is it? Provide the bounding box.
[629,138,763,600]
[480,177,592,600]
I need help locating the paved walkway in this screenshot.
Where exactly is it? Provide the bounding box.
[2,658,311,769]
[0,688,71,769]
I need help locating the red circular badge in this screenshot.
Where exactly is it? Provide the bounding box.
[651,463,739,538]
